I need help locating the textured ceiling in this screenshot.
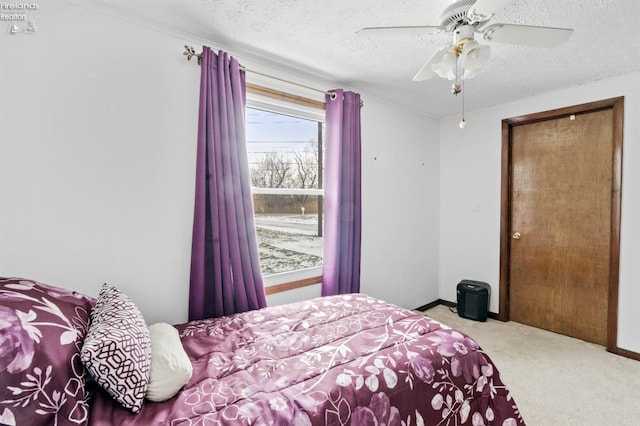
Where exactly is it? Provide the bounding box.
[77,0,640,117]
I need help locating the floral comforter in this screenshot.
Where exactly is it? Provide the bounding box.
[89,294,524,425]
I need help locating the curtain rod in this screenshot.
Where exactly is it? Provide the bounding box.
[183,45,337,100]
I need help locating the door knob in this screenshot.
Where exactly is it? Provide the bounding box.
[512,232,521,240]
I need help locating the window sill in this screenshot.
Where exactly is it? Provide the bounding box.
[264,275,322,295]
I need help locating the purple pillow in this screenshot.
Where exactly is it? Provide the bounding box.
[80,284,151,413]
[0,277,96,426]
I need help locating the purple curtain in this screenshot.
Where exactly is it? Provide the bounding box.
[322,89,362,296]
[189,47,266,321]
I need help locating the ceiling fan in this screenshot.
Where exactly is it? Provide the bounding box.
[357,0,574,82]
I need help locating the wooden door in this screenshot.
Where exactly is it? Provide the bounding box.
[500,98,623,350]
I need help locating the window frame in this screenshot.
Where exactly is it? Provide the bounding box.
[246,84,326,293]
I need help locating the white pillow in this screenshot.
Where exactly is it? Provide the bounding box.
[145,322,193,402]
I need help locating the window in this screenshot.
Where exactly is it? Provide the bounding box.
[246,103,325,287]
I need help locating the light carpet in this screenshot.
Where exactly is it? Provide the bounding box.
[423,305,640,426]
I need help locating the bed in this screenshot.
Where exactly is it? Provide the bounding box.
[0,277,524,425]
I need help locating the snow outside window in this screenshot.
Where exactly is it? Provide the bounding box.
[246,106,325,285]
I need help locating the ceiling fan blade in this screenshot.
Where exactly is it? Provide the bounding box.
[357,26,443,36]
[467,0,513,22]
[413,46,449,81]
[482,23,573,47]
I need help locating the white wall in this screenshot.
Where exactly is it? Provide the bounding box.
[0,1,200,325]
[0,0,440,324]
[439,72,640,353]
[359,98,440,308]
[268,96,441,310]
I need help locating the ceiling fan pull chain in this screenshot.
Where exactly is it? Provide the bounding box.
[460,77,466,129]
[452,52,462,96]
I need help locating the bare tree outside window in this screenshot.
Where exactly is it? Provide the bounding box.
[250,151,292,189]
[246,108,324,276]
[292,142,318,206]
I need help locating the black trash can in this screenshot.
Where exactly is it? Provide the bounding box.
[456,280,491,322]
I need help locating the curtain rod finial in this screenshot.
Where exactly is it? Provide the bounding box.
[184,45,202,65]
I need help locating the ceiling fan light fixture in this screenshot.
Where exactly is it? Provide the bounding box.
[358,0,574,128]
[413,46,448,81]
[431,50,458,80]
[459,40,491,78]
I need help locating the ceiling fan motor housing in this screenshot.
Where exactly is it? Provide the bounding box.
[439,0,478,30]
[453,25,475,44]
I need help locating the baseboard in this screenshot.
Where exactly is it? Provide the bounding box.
[613,347,640,361]
[415,298,500,321]
[416,300,640,362]
[437,299,456,309]
[414,300,441,312]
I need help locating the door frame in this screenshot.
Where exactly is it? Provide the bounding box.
[498,97,624,353]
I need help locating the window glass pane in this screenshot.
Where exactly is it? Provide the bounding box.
[246,108,324,277]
